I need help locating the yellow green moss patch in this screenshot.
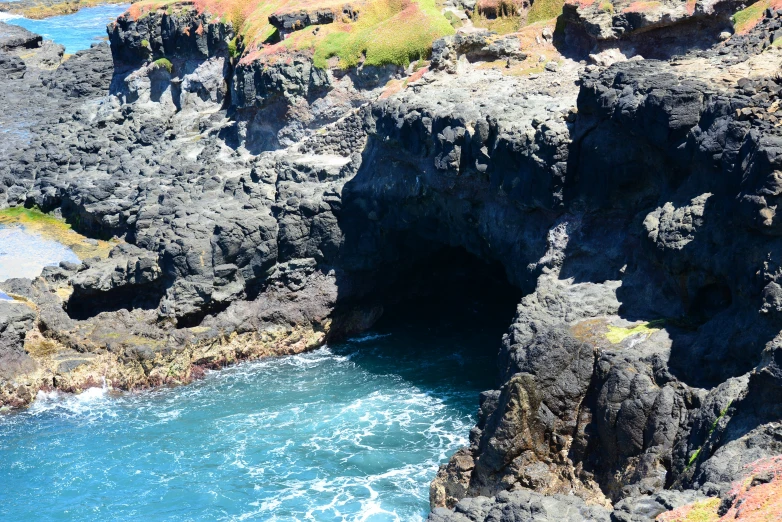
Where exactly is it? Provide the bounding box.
[655,497,720,522]
[153,57,173,72]
[312,0,455,68]
[4,0,116,19]
[471,11,523,34]
[605,319,664,344]
[0,207,117,260]
[686,400,733,470]
[527,0,565,24]
[131,0,454,69]
[732,0,773,34]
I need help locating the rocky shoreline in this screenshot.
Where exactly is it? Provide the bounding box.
[0,0,119,20]
[3,0,782,519]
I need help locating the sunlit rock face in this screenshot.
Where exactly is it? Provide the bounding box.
[3,2,782,521]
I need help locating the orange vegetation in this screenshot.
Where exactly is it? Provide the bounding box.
[622,1,661,13]
[657,456,782,522]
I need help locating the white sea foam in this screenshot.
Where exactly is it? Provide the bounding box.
[0,13,22,22]
[349,333,392,343]
[27,379,112,418]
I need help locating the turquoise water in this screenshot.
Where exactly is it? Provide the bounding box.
[0,225,79,281]
[0,4,129,53]
[0,303,504,521]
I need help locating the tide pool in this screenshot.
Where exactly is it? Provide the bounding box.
[0,225,79,281]
[0,301,504,521]
[0,4,129,53]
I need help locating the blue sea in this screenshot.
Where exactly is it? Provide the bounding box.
[0,4,129,53]
[0,220,504,521]
[0,310,501,521]
[0,5,505,520]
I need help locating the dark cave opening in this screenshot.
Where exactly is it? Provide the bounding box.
[65,282,165,321]
[339,245,523,388]
[688,281,732,324]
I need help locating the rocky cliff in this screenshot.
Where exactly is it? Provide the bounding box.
[3,0,782,519]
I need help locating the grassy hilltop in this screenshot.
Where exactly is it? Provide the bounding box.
[128,0,456,68]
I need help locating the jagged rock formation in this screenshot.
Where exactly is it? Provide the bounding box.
[3,1,782,520]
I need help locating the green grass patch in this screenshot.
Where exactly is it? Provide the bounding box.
[311,0,454,68]
[153,57,173,72]
[444,10,464,28]
[732,0,770,34]
[674,498,721,522]
[605,319,664,344]
[132,0,454,69]
[471,11,522,34]
[527,0,565,24]
[599,0,613,13]
[228,37,241,58]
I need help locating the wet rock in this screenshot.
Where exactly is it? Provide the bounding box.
[428,489,610,521]
[0,300,37,381]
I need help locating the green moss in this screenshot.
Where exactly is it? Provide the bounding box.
[680,498,721,522]
[0,206,116,259]
[687,447,702,467]
[444,10,464,28]
[228,37,241,59]
[0,206,65,228]
[141,39,150,48]
[471,10,522,34]
[686,401,733,470]
[153,57,173,73]
[599,1,614,13]
[732,0,770,34]
[527,0,565,24]
[605,319,664,344]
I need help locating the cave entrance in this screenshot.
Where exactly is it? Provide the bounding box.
[334,246,522,393]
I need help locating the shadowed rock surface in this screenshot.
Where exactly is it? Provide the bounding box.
[3,1,782,520]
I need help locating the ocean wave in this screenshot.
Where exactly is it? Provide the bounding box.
[27,381,115,419]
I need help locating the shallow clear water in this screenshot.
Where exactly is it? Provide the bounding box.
[0,225,79,281]
[0,4,129,54]
[0,304,504,521]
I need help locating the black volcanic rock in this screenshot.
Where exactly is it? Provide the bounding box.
[0,21,41,51]
[3,7,782,521]
[0,50,25,79]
